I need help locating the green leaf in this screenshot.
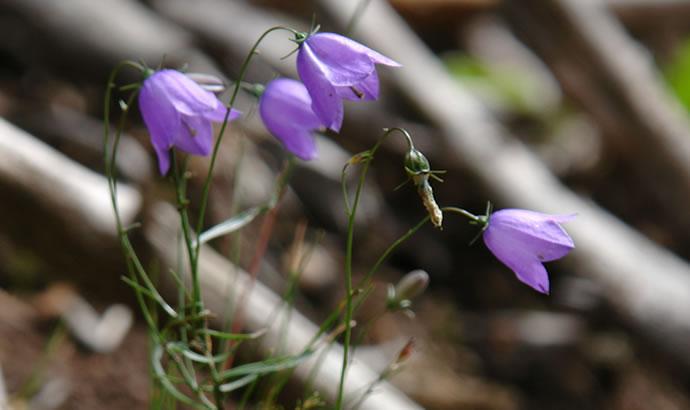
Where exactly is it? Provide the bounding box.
[151,345,209,410]
[218,374,259,393]
[199,328,267,341]
[665,37,690,112]
[166,342,229,364]
[219,350,313,381]
[196,206,264,245]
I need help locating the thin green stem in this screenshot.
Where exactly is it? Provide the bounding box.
[364,215,429,285]
[441,206,482,223]
[191,26,300,320]
[222,157,295,371]
[336,127,413,409]
[172,154,204,314]
[103,61,171,333]
[337,152,369,410]
[193,25,298,265]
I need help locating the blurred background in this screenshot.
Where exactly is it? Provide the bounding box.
[2,0,690,409]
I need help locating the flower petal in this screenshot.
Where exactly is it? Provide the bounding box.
[153,144,172,175]
[173,115,213,156]
[139,76,179,151]
[274,125,318,160]
[303,34,375,86]
[260,79,322,160]
[260,79,323,129]
[488,209,575,262]
[154,70,220,116]
[297,48,344,131]
[335,71,379,101]
[483,230,550,294]
[203,103,242,123]
[312,33,401,68]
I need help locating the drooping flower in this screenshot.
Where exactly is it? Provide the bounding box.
[296,32,401,132]
[138,69,240,175]
[259,78,324,160]
[482,209,575,294]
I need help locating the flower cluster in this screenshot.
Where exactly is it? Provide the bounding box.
[138,32,399,173]
[135,30,575,294]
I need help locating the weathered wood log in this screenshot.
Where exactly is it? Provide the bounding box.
[0,118,421,409]
[147,203,422,410]
[318,0,690,366]
[0,0,191,74]
[503,0,690,233]
[0,118,140,238]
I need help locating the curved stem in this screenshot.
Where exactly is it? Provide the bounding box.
[364,215,430,284]
[336,127,416,409]
[172,154,204,312]
[192,25,300,308]
[222,157,296,371]
[442,206,483,223]
[103,61,163,333]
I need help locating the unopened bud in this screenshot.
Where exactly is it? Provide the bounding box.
[395,269,429,301]
[395,338,415,365]
[403,148,443,228]
[387,270,430,311]
[404,148,431,183]
[347,151,373,166]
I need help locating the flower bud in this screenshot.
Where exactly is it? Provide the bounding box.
[387,269,429,312]
[404,148,431,183]
[403,148,443,228]
[395,269,430,301]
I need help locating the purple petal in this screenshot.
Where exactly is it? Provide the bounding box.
[303,34,375,86]
[312,33,401,68]
[172,115,213,156]
[335,71,379,101]
[273,126,318,160]
[203,104,242,123]
[488,209,575,261]
[152,70,221,116]
[297,48,344,131]
[139,76,179,149]
[483,230,550,294]
[153,144,172,175]
[259,78,322,160]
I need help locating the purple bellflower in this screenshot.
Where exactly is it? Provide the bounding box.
[482,209,575,294]
[259,78,324,161]
[138,69,240,175]
[297,32,400,132]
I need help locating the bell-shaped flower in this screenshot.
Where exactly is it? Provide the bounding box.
[297,32,400,132]
[138,69,240,175]
[482,209,575,294]
[259,78,324,160]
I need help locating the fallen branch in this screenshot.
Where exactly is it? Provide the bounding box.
[0,118,140,238]
[0,118,421,409]
[503,0,690,232]
[146,203,422,410]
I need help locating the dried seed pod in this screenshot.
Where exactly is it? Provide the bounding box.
[404,148,443,228]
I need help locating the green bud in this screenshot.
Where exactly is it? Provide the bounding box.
[395,269,430,301]
[387,270,430,311]
[293,31,309,44]
[241,82,266,99]
[142,67,155,80]
[404,148,431,178]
